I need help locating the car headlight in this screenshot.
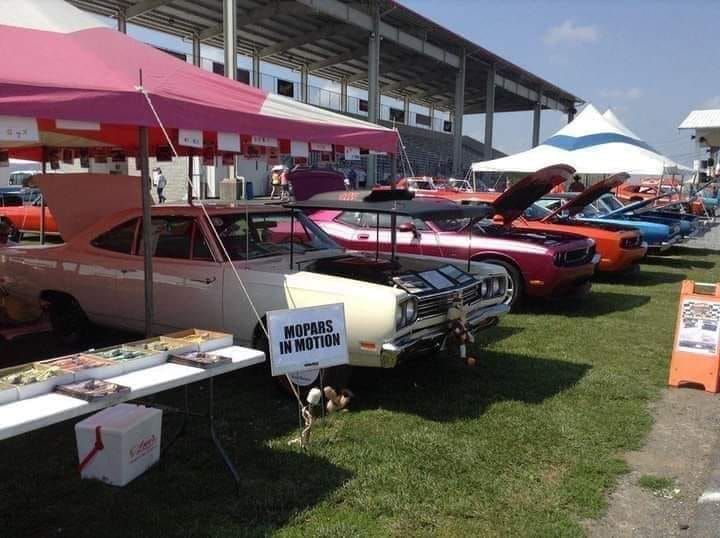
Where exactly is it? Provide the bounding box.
[396,297,418,329]
[480,280,488,298]
[404,297,418,325]
[492,277,501,296]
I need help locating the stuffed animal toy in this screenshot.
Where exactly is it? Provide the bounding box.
[324,386,354,413]
[446,292,476,367]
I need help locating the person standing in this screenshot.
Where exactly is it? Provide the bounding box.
[154,167,167,203]
[569,174,585,193]
[347,167,357,190]
[270,165,282,199]
[280,166,290,201]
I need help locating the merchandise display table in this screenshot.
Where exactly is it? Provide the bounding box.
[0,346,264,440]
[0,345,265,491]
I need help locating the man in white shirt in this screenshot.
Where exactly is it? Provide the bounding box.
[154,167,167,203]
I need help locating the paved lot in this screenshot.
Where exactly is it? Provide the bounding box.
[683,220,720,251]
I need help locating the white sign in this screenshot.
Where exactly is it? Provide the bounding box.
[0,115,39,142]
[311,142,333,152]
[290,140,309,158]
[251,135,278,147]
[288,369,320,386]
[55,119,101,131]
[676,299,720,356]
[178,128,203,148]
[267,303,349,376]
[218,132,241,153]
[344,146,361,161]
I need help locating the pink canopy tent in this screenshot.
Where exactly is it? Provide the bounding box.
[0,0,400,337]
[0,0,398,158]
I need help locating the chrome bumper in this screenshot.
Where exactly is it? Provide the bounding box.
[650,234,683,252]
[380,302,510,367]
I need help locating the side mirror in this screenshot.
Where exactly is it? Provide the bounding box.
[397,222,416,233]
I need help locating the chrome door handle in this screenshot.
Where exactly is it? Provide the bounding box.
[357,233,370,240]
[190,276,217,285]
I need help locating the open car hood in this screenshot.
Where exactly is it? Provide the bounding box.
[604,196,656,217]
[492,165,574,224]
[36,173,141,241]
[546,173,630,219]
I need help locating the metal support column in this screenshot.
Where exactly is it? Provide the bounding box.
[340,79,348,112]
[117,10,127,33]
[192,33,201,67]
[452,48,466,176]
[484,65,496,161]
[366,1,381,185]
[300,65,309,104]
[223,0,237,182]
[252,54,261,88]
[138,126,155,337]
[403,96,410,125]
[532,99,542,148]
[567,108,576,123]
[223,0,237,80]
[429,104,435,131]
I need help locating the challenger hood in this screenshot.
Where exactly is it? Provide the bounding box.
[604,196,657,217]
[493,164,575,223]
[36,173,141,241]
[546,173,629,219]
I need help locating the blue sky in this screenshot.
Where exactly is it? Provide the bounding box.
[402,0,720,164]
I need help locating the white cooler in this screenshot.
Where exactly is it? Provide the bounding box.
[75,404,162,487]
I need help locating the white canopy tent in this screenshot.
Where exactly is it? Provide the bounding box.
[471,104,689,176]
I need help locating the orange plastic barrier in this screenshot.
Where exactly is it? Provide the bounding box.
[668,281,720,392]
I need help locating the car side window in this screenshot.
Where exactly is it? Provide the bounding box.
[192,222,215,261]
[138,216,194,260]
[91,218,138,254]
[336,211,364,227]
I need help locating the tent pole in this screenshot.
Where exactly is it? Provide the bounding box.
[138,126,155,337]
[40,147,46,245]
[188,151,194,206]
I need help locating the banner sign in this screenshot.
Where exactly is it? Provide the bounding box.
[344,146,361,161]
[251,135,278,147]
[55,119,100,131]
[218,132,240,153]
[0,115,39,142]
[290,140,309,158]
[267,304,349,376]
[310,142,333,152]
[178,128,203,148]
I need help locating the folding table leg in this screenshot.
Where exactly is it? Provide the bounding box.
[208,377,241,493]
[162,384,190,455]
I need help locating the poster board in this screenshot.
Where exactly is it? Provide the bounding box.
[267,304,349,377]
[669,280,720,392]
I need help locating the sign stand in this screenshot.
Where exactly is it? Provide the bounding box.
[668,280,720,392]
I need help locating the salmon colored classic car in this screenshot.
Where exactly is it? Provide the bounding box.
[428,167,648,273]
[616,179,705,215]
[0,203,58,237]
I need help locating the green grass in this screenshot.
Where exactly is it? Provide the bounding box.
[638,474,675,493]
[1,247,718,537]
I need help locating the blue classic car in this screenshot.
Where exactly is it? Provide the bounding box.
[539,175,683,252]
[594,194,702,238]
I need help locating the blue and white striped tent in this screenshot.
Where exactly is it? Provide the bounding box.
[472,104,688,176]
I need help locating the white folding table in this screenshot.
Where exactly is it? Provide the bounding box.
[0,346,265,491]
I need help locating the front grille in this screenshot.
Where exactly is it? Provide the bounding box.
[621,235,642,249]
[416,283,481,319]
[557,245,596,267]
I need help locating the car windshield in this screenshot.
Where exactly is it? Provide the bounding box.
[431,217,471,232]
[577,202,602,218]
[523,203,552,221]
[410,180,435,190]
[600,195,625,212]
[210,211,340,261]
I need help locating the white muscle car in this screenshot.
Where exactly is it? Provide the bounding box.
[0,189,510,368]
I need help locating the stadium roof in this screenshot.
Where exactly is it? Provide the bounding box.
[67,0,582,114]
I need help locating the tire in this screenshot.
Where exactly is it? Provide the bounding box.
[253,322,353,399]
[480,259,523,309]
[47,295,89,345]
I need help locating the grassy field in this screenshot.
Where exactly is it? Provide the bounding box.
[1,248,718,537]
